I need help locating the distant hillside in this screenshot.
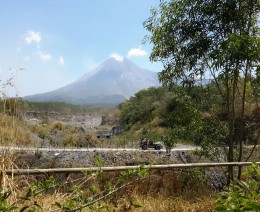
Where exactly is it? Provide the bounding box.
[23,57,160,105]
[20,100,110,114]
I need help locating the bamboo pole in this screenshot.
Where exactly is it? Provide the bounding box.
[4,162,260,175]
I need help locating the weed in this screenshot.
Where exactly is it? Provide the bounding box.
[215,163,260,211]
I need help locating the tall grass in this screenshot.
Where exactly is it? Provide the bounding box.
[3,169,216,211]
[0,73,27,203]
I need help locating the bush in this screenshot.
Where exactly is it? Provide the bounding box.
[215,163,260,211]
[52,121,65,131]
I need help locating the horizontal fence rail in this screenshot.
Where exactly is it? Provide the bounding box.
[4,162,260,175]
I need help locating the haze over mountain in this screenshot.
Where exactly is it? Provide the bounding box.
[23,57,160,105]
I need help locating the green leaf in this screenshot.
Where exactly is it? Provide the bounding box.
[245,203,260,210]
[132,204,142,208]
[0,191,11,201]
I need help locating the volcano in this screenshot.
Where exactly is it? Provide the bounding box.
[23,57,160,105]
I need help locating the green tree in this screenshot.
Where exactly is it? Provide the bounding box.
[119,87,167,130]
[163,94,201,141]
[144,0,260,182]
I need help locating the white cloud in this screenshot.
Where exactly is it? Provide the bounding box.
[110,53,123,61]
[58,56,64,65]
[25,31,41,44]
[38,51,51,61]
[127,46,147,57]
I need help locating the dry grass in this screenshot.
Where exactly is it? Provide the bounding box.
[9,180,216,212]
[117,195,216,212]
[108,170,216,211]
[17,193,215,211]
[0,76,36,206]
[0,113,34,147]
[0,168,218,211]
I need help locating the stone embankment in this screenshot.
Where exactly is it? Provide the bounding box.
[20,111,102,127]
[14,148,226,189]
[15,149,189,168]
[21,111,100,122]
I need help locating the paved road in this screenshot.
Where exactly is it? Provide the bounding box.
[0,145,197,152]
[1,145,258,153]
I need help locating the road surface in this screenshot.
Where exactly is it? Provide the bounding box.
[0,145,197,152]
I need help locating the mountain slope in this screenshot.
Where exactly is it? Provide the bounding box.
[24,57,160,105]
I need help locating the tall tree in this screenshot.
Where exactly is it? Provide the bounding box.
[144,0,260,182]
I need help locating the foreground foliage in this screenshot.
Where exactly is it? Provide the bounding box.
[0,165,149,211]
[215,163,260,211]
[0,166,219,211]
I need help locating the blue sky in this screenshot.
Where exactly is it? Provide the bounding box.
[0,0,162,97]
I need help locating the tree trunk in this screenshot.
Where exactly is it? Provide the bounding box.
[227,68,239,183]
[237,62,249,179]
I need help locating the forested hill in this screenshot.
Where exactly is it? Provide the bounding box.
[0,99,116,114]
[119,84,259,146]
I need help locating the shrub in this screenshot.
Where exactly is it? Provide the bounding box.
[215,163,260,211]
[52,121,65,131]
